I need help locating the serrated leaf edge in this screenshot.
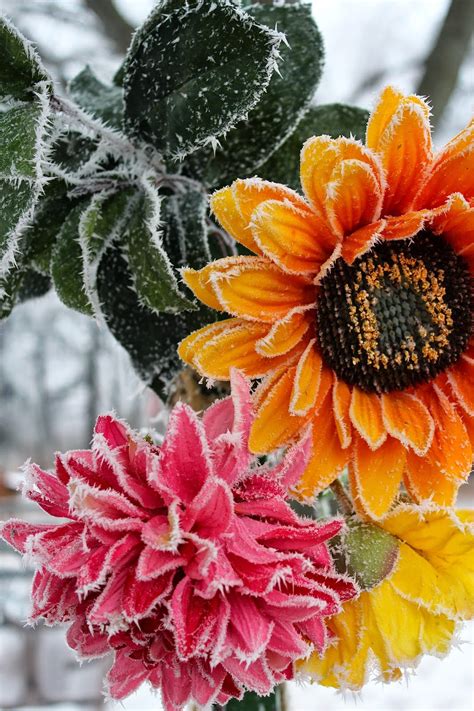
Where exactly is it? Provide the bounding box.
[0,81,53,277]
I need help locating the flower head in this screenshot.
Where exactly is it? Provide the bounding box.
[0,371,356,711]
[178,86,474,518]
[301,503,474,688]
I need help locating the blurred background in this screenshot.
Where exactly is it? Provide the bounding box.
[0,1,472,710]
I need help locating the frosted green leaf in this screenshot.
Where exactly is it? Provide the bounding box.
[122,0,284,157]
[0,89,51,275]
[0,102,46,178]
[69,66,123,129]
[161,189,210,272]
[123,183,195,313]
[0,16,49,100]
[200,2,324,187]
[79,188,135,314]
[21,183,75,275]
[97,244,214,398]
[258,103,370,191]
[0,180,35,264]
[49,132,100,175]
[0,266,50,319]
[51,201,94,316]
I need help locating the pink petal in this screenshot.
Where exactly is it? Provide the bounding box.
[234,499,303,526]
[268,620,309,658]
[297,616,327,653]
[222,655,274,696]
[203,397,235,441]
[190,662,227,707]
[68,481,145,531]
[95,413,129,448]
[107,650,150,700]
[136,547,186,581]
[272,426,313,488]
[170,578,222,660]
[88,536,141,624]
[123,572,172,620]
[257,523,340,553]
[76,533,140,594]
[226,593,274,663]
[67,614,110,658]
[22,461,70,517]
[182,478,233,538]
[161,661,192,711]
[65,449,119,491]
[156,403,213,503]
[0,519,58,554]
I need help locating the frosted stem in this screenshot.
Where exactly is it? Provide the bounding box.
[330,479,354,517]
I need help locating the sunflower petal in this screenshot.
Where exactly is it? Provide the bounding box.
[249,368,310,453]
[367,87,432,215]
[326,160,384,237]
[414,121,474,209]
[182,257,245,311]
[383,210,428,241]
[290,340,322,416]
[381,392,434,455]
[193,320,302,380]
[341,219,386,264]
[332,379,352,449]
[255,308,311,357]
[294,395,347,500]
[448,356,474,416]
[210,180,310,254]
[210,257,315,323]
[430,193,474,257]
[403,458,458,507]
[350,436,405,520]
[300,136,384,235]
[349,388,386,449]
[251,199,334,275]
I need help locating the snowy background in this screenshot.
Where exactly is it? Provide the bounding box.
[0,1,473,710]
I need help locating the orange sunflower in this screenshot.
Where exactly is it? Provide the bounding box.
[178,86,474,519]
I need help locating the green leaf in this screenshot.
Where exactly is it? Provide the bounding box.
[79,188,135,313]
[69,66,123,129]
[122,0,283,157]
[49,132,100,175]
[0,90,51,275]
[22,183,75,275]
[199,2,324,187]
[0,266,50,319]
[123,181,195,313]
[161,188,211,272]
[258,103,370,191]
[50,201,93,316]
[225,688,281,711]
[0,180,36,271]
[0,102,48,179]
[97,244,214,398]
[0,16,49,100]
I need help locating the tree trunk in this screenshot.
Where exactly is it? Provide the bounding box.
[417,0,474,127]
[83,0,134,54]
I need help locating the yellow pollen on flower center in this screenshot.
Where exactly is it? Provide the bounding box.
[316,232,472,393]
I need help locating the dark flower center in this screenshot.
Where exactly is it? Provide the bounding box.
[316,232,473,393]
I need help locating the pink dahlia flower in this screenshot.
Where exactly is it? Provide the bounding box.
[1,371,356,711]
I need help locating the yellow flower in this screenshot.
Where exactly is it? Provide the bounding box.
[178,85,474,519]
[301,503,474,688]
